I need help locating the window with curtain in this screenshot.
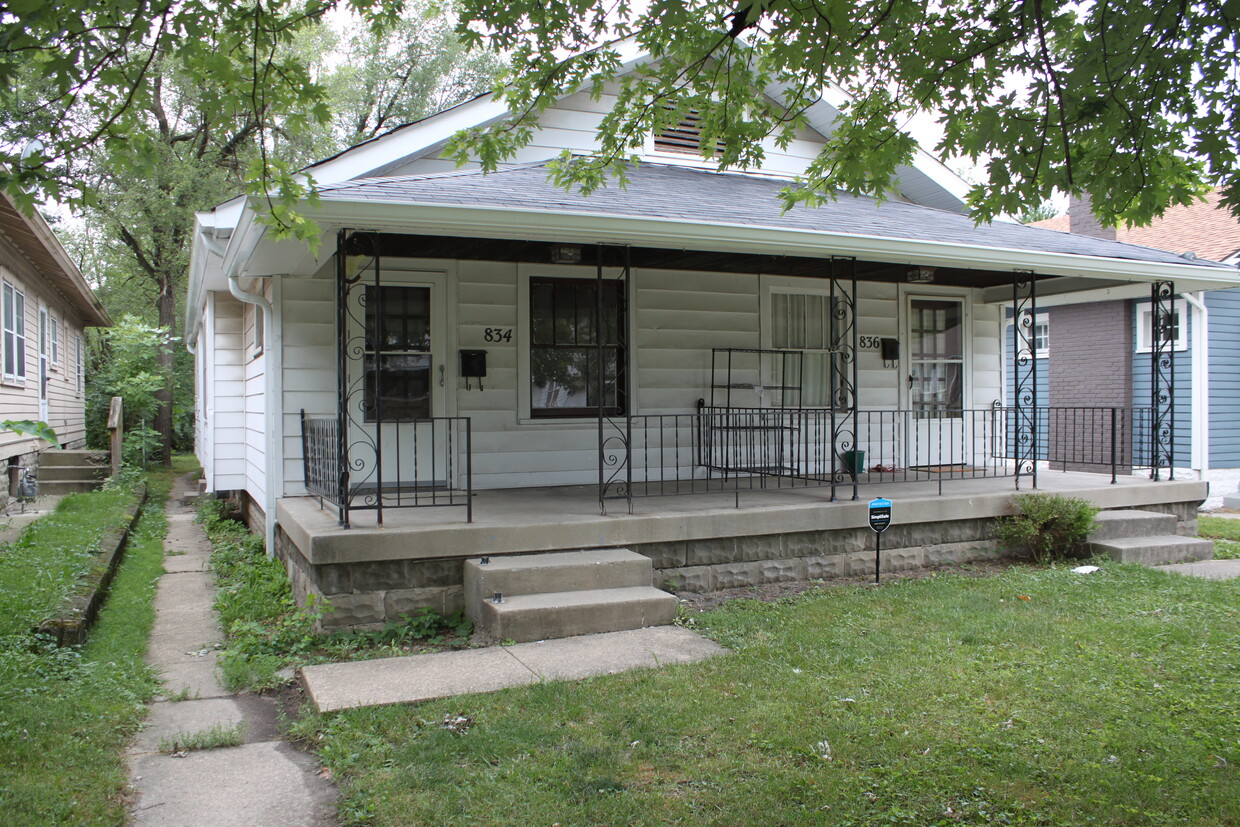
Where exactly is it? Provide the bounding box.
[770,291,839,408]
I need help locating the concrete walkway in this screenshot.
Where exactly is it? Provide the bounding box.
[128,475,336,826]
[301,626,728,713]
[1154,558,1240,580]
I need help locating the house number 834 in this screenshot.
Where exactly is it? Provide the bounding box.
[483,327,514,342]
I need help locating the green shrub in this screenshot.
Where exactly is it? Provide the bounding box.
[992,493,1099,562]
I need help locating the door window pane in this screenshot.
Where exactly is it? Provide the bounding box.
[363,285,432,421]
[910,298,964,418]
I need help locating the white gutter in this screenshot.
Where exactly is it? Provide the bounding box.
[226,251,279,557]
[1183,291,1209,478]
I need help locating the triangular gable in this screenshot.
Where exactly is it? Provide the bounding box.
[301,47,969,214]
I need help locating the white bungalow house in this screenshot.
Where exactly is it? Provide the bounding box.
[186,71,1240,635]
[0,187,111,492]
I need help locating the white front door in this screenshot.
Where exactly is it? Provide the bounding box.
[906,295,969,468]
[37,307,48,422]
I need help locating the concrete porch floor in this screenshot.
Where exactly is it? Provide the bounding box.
[278,470,1209,567]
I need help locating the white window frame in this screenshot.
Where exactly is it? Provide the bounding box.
[1030,313,1049,359]
[76,334,84,396]
[516,263,635,424]
[3,280,26,382]
[250,303,264,360]
[1136,298,1188,353]
[49,312,60,367]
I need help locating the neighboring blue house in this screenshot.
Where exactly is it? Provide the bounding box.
[1029,193,1240,506]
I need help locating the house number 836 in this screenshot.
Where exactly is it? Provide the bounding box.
[483,327,514,342]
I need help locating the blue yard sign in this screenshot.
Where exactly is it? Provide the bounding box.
[868,498,892,583]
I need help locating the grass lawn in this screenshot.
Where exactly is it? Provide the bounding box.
[0,457,194,823]
[1198,516,1240,560]
[295,563,1239,826]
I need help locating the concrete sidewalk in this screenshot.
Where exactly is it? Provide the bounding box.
[1154,558,1240,580]
[301,626,728,713]
[127,475,337,826]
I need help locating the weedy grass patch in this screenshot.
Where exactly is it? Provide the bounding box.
[294,563,1239,826]
[0,457,193,823]
[1198,515,1240,560]
[200,500,473,692]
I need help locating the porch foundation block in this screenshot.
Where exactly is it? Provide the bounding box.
[272,477,1208,632]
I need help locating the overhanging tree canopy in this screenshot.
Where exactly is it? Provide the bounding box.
[3,0,1236,229]
[445,0,1238,225]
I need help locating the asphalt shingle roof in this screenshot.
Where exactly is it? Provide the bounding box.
[318,163,1233,270]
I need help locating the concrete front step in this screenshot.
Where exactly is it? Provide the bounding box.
[1090,509,1177,541]
[1091,535,1214,565]
[37,464,106,482]
[37,480,103,495]
[464,549,653,614]
[479,586,679,643]
[39,449,108,468]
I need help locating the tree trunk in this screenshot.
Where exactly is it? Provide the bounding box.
[155,277,176,466]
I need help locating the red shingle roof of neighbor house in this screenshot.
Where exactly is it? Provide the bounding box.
[1032,190,1240,263]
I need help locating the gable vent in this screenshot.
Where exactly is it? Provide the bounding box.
[654,110,724,157]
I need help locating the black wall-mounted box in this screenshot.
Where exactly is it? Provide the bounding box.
[460,349,487,378]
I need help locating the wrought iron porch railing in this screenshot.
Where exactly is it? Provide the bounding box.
[300,411,341,505]
[600,405,1169,509]
[300,410,472,525]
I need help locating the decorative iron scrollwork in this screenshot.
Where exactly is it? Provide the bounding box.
[1012,270,1038,489]
[598,244,632,513]
[829,256,859,501]
[1150,281,1174,480]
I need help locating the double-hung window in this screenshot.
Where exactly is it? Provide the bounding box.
[76,334,84,396]
[49,314,60,366]
[2,282,26,380]
[530,277,625,417]
[770,290,842,408]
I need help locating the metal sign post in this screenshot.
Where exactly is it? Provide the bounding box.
[868,497,892,584]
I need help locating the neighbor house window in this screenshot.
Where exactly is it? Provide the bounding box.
[76,334,83,396]
[530,277,625,417]
[251,304,264,358]
[363,285,431,421]
[1136,299,1188,353]
[49,314,60,365]
[2,282,26,380]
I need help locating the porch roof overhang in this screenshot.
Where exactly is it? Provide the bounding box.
[305,162,1240,292]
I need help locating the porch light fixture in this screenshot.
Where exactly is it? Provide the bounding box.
[907,266,937,284]
[550,243,582,264]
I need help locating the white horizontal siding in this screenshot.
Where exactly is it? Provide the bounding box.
[273,259,1005,495]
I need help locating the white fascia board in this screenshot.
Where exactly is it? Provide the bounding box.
[304,198,1240,291]
[305,96,511,185]
[982,280,1157,307]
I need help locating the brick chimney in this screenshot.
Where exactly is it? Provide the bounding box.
[1067,195,1116,240]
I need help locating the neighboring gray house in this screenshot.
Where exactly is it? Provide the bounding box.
[1030,193,1240,505]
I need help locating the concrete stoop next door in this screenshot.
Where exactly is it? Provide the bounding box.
[1089,510,1214,565]
[464,549,679,643]
[37,449,108,495]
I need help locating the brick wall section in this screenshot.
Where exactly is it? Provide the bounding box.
[1048,300,1133,471]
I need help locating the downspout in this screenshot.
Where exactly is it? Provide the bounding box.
[227,270,279,556]
[1183,291,1209,479]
